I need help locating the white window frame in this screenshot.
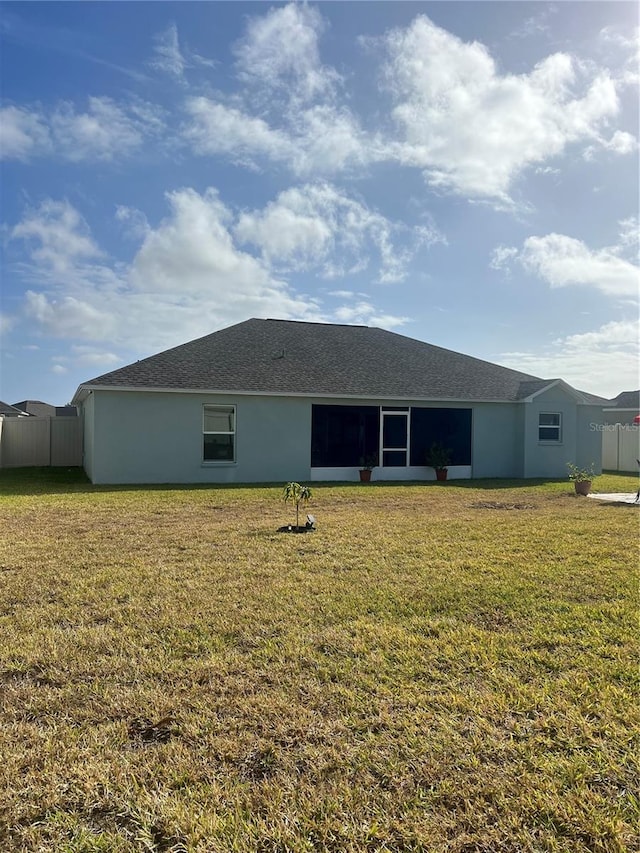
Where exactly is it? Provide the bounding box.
[538,412,562,443]
[203,404,236,463]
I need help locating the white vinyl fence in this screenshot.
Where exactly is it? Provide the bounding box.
[0,417,82,468]
[602,424,640,473]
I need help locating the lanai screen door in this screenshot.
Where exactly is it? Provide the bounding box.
[381,410,409,466]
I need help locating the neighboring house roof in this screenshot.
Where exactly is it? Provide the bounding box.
[604,390,640,410]
[13,400,55,417]
[12,400,77,417]
[73,318,608,405]
[0,401,28,416]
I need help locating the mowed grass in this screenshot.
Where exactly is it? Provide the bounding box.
[0,469,638,853]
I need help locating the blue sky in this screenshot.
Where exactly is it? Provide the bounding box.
[1,1,638,405]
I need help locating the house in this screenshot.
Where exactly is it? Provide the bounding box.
[0,401,29,417]
[13,400,77,418]
[602,390,640,426]
[71,318,606,485]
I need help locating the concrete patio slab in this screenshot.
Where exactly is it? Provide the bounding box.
[587,493,640,505]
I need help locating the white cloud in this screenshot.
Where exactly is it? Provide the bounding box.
[234,3,340,107]
[333,301,408,329]
[601,130,637,155]
[115,206,150,240]
[183,4,376,178]
[381,16,625,200]
[150,23,187,79]
[518,234,639,297]
[598,26,639,87]
[11,190,412,355]
[25,291,118,340]
[498,318,640,398]
[0,105,51,160]
[51,97,157,161]
[184,97,376,177]
[617,217,639,256]
[51,364,68,375]
[67,346,122,367]
[490,245,519,271]
[149,23,216,82]
[11,199,104,276]
[0,312,15,334]
[184,97,293,167]
[492,231,639,298]
[9,194,304,350]
[1,98,164,163]
[234,182,443,283]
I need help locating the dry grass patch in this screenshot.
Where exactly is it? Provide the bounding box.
[0,469,638,852]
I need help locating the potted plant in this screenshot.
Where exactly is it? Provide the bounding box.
[567,462,596,496]
[282,482,313,531]
[358,454,378,483]
[426,442,452,481]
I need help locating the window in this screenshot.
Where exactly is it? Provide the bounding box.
[203,405,235,462]
[538,412,561,442]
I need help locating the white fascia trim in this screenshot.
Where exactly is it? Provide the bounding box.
[74,383,520,405]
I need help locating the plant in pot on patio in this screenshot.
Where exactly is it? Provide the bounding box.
[358,455,378,483]
[567,462,597,496]
[426,442,452,481]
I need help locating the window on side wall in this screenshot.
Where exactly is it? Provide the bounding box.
[538,412,561,443]
[203,405,235,462]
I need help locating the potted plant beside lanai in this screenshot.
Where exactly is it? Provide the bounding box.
[358,454,378,483]
[426,442,452,482]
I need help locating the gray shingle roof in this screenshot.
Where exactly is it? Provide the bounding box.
[0,401,28,416]
[76,319,603,403]
[606,390,640,409]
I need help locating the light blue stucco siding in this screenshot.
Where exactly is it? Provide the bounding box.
[87,390,311,484]
[81,391,95,481]
[576,405,605,474]
[523,385,602,478]
[470,403,523,478]
[81,388,602,484]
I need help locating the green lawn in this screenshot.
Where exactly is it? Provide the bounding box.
[1,469,638,852]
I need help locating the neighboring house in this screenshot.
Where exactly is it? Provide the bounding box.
[71,318,606,485]
[602,390,640,426]
[0,401,29,417]
[13,400,77,417]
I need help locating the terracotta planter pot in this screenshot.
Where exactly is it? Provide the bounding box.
[359,469,372,482]
[435,469,448,481]
[574,480,592,496]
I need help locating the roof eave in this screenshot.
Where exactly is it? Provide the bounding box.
[74,383,533,404]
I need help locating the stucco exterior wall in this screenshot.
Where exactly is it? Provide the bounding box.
[470,403,523,478]
[88,390,311,484]
[82,388,599,484]
[576,405,605,474]
[523,385,599,478]
[81,392,95,481]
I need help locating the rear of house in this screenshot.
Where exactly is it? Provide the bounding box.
[72,319,605,485]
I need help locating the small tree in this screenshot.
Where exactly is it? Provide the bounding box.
[282,482,312,529]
